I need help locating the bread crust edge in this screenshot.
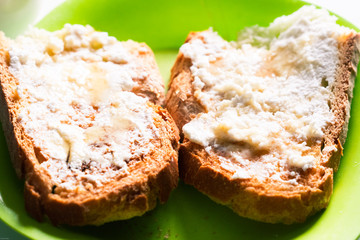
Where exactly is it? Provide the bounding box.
[166,31,360,224]
[0,35,180,226]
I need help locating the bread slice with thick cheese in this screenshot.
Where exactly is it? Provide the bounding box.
[165,6,360,224]
[0,24,179,226]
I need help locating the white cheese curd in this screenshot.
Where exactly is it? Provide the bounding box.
[181,6,354,177]
[9,24,157,190]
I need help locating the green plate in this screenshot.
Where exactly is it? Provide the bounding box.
[1,0,360,239]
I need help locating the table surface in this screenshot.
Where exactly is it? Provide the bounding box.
[0,0,359,239]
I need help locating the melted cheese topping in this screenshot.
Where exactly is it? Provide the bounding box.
[181,6,353,175]
[9,24,157,190]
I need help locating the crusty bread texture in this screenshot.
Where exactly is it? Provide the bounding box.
[165,6,360,224]
[0,24,179,226]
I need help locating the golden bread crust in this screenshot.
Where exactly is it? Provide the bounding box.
[122,41,165,106]
[165,33,205,138]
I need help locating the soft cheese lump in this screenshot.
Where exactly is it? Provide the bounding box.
[9,24,157,190]
[181,6,353,172]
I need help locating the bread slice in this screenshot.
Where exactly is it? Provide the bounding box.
[0,24,179,226]
[165,6,360,224]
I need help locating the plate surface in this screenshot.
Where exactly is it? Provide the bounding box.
[1,0,360,239]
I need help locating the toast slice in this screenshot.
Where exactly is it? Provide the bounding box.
[0,24,179,226]
[165,6,360,224]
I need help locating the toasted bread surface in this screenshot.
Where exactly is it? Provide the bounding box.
[165,7,360,224]
[0,26,179,226]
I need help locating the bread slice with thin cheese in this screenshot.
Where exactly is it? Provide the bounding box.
[165,6,360,224]
[0,24,179,226]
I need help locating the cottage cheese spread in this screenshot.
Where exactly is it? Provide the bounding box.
[9,24,157,190]
[181,6,353,175]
